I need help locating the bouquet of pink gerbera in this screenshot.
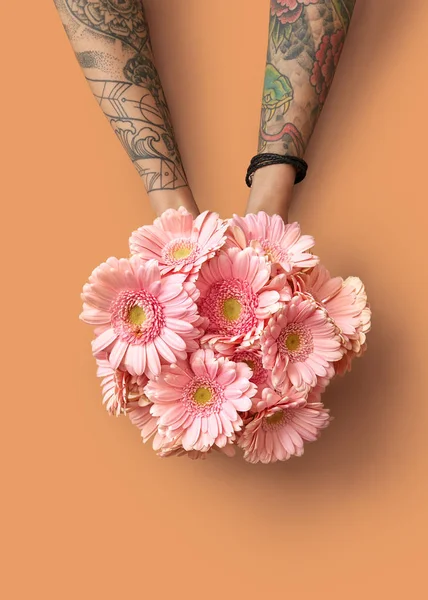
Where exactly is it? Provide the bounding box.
[80,208,370,463]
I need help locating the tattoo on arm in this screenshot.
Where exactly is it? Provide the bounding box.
[259,0,356,157]
[54,0,188,192]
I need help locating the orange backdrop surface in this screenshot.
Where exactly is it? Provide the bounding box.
[2,1,428,598]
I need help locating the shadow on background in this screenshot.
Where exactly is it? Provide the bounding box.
[199,302,404,494]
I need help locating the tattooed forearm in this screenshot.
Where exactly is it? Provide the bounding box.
[259,0,356,156]
[53,0,188,192]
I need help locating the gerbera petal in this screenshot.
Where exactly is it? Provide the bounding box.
[109,339,128,369]
[165,318,194,333]
[146,342,161,376]
[161,328,186,352]
[182,418,202,450]
[258,290,280,308]
[92,328,118,354]
[154,337,177,363]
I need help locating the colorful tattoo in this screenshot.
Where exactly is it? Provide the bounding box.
[259,0,356,156]
[55,0,188,192]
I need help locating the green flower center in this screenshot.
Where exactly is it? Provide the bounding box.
[265,410,284,426]
[172,246,192,260]
[285,333,300,352]
[128,305,146,326]
[193,387,213,406]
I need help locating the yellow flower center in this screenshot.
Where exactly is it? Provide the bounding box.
[172,246,192,260]
[265,410,284,426]
[193,387,212,406]
[222,298,242,321]
[285,333,300,352]
[128,305,146,326]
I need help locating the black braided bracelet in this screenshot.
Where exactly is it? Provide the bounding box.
[245,153,308,187]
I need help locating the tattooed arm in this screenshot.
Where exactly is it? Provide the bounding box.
[53,0,198,217]
[247,0,356,220]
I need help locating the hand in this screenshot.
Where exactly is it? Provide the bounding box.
[244,163,296,223]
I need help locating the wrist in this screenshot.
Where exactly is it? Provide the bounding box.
[245,163,295,221]
[148,186,199,218]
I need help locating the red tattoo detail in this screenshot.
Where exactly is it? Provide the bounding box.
[310,29,345,104]
[260,123,304,155]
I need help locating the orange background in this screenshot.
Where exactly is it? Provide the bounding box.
[2,0,428,598]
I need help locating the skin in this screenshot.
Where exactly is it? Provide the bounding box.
[53,1,356,221]
[246,0,357,221]
[53,0,198,217]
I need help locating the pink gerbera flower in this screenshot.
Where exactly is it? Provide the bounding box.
[146,349,257,452]
[297,267,371,376]
[238,384,330,464]
[129,208,227,279]
[330,276,371,376]
[335,266,370,371]
[300,266,371,353]
[261,295,343,391]
[306,373,332,405]
[197,247,288,355]
[233,349,269,386]
[80,256,201,378]
[96,355,149,416]
[300,265,366,346]
[226,212,318,273]
[343,276,371,353]
[251,379,308,413]
[127,401,167,451]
